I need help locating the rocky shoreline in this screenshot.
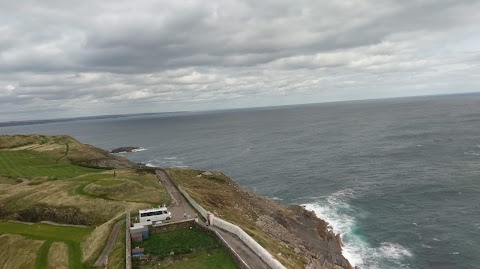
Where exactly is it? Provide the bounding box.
[110,146,140,153]
[167,168,353,269]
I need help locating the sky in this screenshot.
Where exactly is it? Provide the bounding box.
[1,0,479,121]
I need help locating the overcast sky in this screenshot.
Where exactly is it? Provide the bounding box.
[1,0,479,121]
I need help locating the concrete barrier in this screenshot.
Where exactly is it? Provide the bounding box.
[164,169,286,269]
[125,212,132,269]
[211,217,286,269]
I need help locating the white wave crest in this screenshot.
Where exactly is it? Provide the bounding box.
[131,147,148,152]
[145,157,186,168]
[303,189,412,268]
[379,242,413,259]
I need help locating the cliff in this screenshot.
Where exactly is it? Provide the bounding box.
[167,168,352,269]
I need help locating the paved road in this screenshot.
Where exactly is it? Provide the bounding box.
[155,170,271,269]
[156,170,197,222]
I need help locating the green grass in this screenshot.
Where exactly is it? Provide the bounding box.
[0,221,94,269]
[0,221,93,242]
[0,150,104,179]
[68,241,84,269]
[35,240,53,269]
[95,179,124,186]
[108,225,126,269]
[161,248,237,269]
[134,227,219,258]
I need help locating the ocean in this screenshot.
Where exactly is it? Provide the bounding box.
[2,94,479,269]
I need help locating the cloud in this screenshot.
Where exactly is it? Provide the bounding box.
[0,0,479,121]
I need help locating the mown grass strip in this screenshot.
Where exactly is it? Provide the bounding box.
[68,241,84,269]
[0,221,93,242]
[0,150,104,179]
[35,240,53,269]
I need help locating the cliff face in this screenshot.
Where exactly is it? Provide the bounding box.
[167,168,353,269]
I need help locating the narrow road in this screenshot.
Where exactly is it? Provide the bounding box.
[156,170,196,222]
[93,219,125,267]
[155,170,271,269]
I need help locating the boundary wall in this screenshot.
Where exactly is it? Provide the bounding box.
[162,169,286,269]
[125,212,132,269]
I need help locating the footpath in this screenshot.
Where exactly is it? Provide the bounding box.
[156,170,271,269]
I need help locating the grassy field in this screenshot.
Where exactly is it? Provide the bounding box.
[0,234,44,269]
[133,227,237,269]
[0,135,172,268]
[0,150,103,179]
[166,168,304,269]
[154,249,237,269]
[134,227,219,258]
[0,221,93,269]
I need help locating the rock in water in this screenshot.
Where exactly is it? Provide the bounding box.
[110,147,139,153]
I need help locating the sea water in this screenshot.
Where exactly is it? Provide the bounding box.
[2,94,480,269]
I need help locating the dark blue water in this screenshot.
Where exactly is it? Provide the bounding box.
[2,94,480,269]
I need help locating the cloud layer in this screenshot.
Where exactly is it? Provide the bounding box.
[1,0,479,121]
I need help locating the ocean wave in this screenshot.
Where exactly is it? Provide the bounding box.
[145,157,187,168]
[379,242,413,259]
[464,151,480,156]
[303,190,413,269]
[131,147,148,152]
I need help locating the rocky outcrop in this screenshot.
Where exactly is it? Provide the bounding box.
[110,147,139,153]
[168,168,353,269]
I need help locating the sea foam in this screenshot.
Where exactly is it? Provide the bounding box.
[303,189,413,269]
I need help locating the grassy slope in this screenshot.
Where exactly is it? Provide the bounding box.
[0,135,171,268]
[0,234,45,269]
[107,225,126,269]
[0,221,93,269]
[0,150,102,179]
[167,168,304,269]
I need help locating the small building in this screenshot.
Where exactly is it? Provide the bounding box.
[131,247,144,257]
[130,223,149,240]
[131,232,143,243]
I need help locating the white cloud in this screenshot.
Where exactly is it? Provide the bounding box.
[0,0,479,121]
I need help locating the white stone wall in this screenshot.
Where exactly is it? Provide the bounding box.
[177,186,208,218]
[165,170,286,269]
[125,212,132,269]
[211,217,286,269]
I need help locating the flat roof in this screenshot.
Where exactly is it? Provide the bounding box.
[139,207,168,213]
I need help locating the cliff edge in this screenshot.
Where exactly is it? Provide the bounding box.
[167,168,353,269]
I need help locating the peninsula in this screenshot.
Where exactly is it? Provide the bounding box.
[0,134,352,269]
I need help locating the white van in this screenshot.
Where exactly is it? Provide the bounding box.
[139,207,172,223]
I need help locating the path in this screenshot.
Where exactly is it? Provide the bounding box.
[156,170,196,222]
[93,219,125,267]
[155,170,271,269]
